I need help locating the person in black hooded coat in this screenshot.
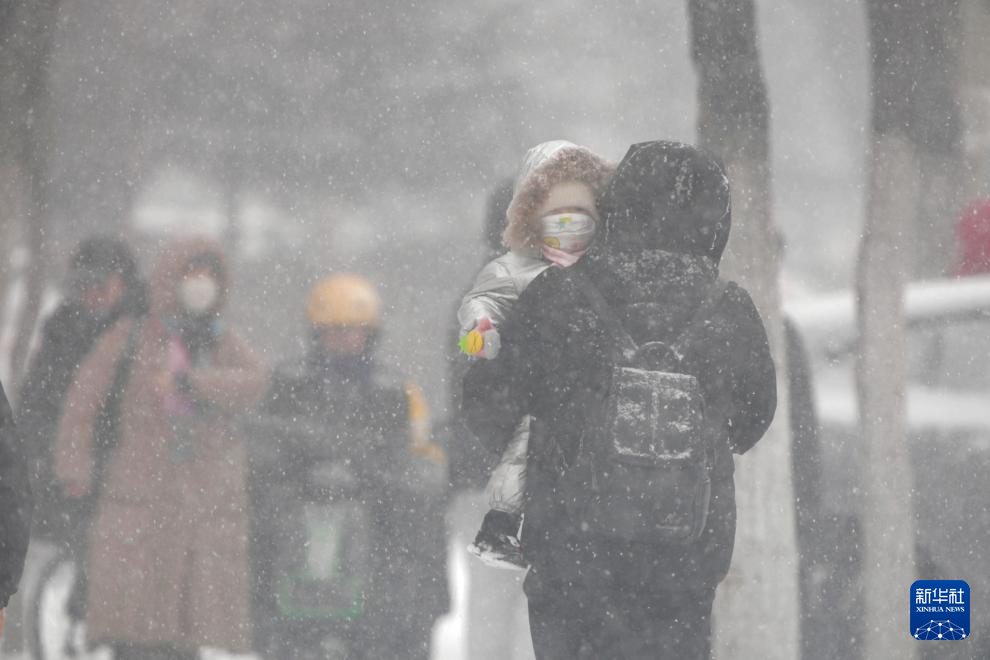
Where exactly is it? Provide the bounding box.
[462,140,776,659]
[17,236,147,541]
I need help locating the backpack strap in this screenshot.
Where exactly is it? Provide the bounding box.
[576,267,729,366]
[102,318,144,430]
[92,317,144,493]
[573,270,639,364]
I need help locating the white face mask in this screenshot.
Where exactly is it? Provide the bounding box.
[179,275,220,316]
[540,212,597,253]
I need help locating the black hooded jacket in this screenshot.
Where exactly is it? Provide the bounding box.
[17,283,147,539]
[462,141,776,594]
[0,380,31,607]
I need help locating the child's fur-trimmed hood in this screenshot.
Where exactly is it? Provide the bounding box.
[503,140,614,254]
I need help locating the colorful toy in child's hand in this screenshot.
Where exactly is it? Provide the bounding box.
[459,317,500,359]
[459,317,492,356]
[460,329,485,356]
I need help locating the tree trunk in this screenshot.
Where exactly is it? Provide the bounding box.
[857,130,919,660]
[0,0,61,387]
[689,2,799,658]
[9,190,48,385]
[0,163,31,363]
[959,1,990,202]
[855,2,934,658]
[909,0,964,279]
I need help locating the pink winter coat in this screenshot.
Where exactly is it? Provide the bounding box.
[54,238,268,652]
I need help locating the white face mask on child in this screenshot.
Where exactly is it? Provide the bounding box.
[540,212,597,254]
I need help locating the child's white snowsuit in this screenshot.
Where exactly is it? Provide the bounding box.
[458,252,547,513]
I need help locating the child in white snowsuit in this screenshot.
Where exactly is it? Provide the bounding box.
[459,140,613,568]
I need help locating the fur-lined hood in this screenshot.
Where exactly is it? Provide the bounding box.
[503,140,614,254]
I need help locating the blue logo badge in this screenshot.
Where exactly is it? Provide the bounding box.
[911,580,970,641]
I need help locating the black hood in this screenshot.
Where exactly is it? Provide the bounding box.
[595,141,731,263]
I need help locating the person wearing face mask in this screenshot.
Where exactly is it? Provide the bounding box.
[457,140,614,569]
[463,142,776,659]
[53,237,269,660]
[256,274,448,660]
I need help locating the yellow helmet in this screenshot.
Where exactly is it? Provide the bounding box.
[306,274,383,328]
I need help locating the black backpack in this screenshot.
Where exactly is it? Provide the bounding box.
[562,276,727,545]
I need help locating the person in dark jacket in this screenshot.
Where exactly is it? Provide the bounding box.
[0,379,32,636]
[256,274,447,660]
[17,235,146,540]
[462,140,777,659]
